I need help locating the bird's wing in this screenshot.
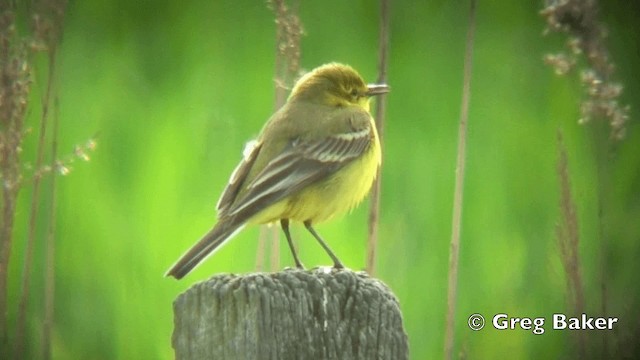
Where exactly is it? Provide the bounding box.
[226,118,374,220]
[216,139,262,217]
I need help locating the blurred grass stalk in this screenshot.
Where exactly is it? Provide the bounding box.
[366,0,390,276]
[555,131,586,358]
[0,1,66,359]
[541,0,630,357]
[444,0,476,359]
[259,0,302,271]
[0,5,31,357]
[15,7,65,360]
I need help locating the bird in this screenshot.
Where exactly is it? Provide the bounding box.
[166,63,389,279]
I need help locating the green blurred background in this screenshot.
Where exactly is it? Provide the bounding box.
[7,0,640,358]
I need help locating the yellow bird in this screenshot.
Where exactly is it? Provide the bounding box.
[167,63,389,279]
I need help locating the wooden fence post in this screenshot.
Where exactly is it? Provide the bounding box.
[172,268,408,359]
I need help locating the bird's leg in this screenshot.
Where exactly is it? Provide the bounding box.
[303,220,344,269]
[280,219,304,269]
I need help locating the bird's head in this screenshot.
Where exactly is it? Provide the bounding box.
[289,63,389,111]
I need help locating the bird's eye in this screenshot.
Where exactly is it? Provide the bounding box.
[349,89,359,98]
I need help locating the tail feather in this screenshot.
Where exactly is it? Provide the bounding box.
[166,221,245,279]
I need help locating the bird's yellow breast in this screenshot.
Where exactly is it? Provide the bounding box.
[250,117,381,225]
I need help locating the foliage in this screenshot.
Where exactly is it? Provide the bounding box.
[3,1,639,358]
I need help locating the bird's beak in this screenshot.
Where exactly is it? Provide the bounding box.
[366,84,390,96]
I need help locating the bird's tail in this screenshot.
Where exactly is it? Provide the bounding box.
[166,220,245,279]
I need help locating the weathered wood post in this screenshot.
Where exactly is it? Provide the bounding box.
[172,268,408,359]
